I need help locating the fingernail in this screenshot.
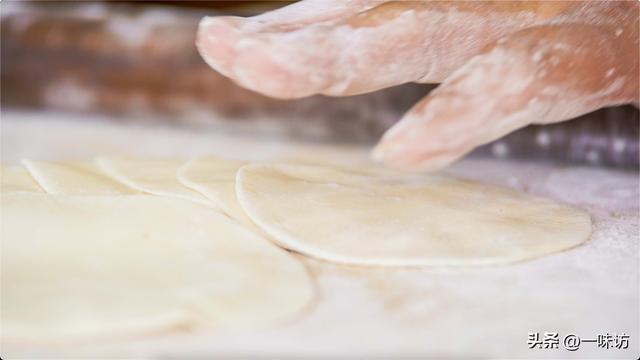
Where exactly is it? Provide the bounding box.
[380,116,413,142]
[371,140,403,162]
[370,143,385,162]
[199,16,242,37]
[371,114,420,163]
[197,16,241,75]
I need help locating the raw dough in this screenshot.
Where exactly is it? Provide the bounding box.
[236,163,593,266]
[1,193,313,342]
[95,157,211,206]
[177,156,254,226]
[1,166,43,193]
[22,160,137,195]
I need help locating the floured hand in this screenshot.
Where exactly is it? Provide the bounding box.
[197,1,639,171]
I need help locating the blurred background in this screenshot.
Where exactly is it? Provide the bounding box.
[1,0,639,167]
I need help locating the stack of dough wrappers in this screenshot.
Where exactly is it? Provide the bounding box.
[1,156,592,342]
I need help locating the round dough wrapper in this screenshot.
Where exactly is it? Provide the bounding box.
[95,157,212,206]
[1,193,314,342]
[1,166,43,193]
[177,156,394,227]
[178,156,254,226]
[22,160,137,195]
[236,163,592,266]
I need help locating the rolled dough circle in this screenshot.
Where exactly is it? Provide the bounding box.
[1,193,313,342]
[236,163,592,266]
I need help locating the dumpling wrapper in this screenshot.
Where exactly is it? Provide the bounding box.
[0,166,43,193]
[1,193,314,342]
[177,156,399,228]
[236,163,593,266]
[177,156,254,226]
[95,157,212,206]
[5,158,313,342]
[22,160,137,195]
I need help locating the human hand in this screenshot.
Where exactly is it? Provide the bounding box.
[197,1,639,171]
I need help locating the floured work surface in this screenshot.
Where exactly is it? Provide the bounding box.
[1,111,638,359]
